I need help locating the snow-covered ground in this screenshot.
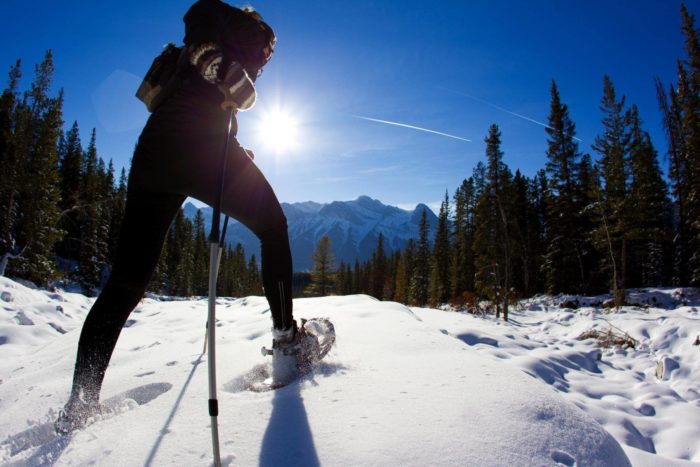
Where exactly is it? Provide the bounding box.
[0,276,698,466]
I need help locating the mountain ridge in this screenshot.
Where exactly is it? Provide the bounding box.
[183,196,438,271]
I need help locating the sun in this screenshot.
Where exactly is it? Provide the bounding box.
[256,108,299,153]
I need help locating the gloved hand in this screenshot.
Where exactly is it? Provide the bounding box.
[217,61,256,111]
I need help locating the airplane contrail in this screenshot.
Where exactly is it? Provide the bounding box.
[438,87,583,142]
[353,115,472,143]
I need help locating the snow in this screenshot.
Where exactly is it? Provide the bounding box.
[0,276,698,466]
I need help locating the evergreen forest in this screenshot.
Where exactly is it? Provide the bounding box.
[1,5,699,314]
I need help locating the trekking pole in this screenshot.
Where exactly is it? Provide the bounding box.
[207,104,236,467]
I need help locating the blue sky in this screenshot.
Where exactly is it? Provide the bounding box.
[1,0,697,211]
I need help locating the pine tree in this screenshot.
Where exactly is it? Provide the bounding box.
[653,4,700,286]
[308,235,335,296]
[383,250,400,300]
[246,254,263,295]
[574,154,601,293]
[591,76,630,304]
[169,209,194,296]
[148,234,169,294]
[55,121,83,262]
[473,124,513,320]
[450,178,475,299]
[543,81,588,293]
[191,210,209,295]
[678,4,700,285]
[11,51,64,284]
[107,167,127,264]
[77,129,108,294]
[370,233,387,299]
[0,60,23,276]
[395,238,415,304]
[529,170,549,294]
[511,170,532,296]
[409,208,430,306]
[430,192,451,305]
[626,106,672,286]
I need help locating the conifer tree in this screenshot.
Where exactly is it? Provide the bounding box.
[395,238,415,304]
[409,208,431,306]
[228,243,247,296]
[591,76,630,304]
[169,209,194,296]
[352,260,362,295]
[55,121,83,262]
[148,235,169,294]
[344,262,354,294]
[430,192,451,305]
[370,233,387,299]
[678,4,700,285]
[247,254,263,295]
[384,250,400,300]
[529,170,549,293]
[336,260,346,295]
[0,60,23,276]
[450,177,476,299]
[308,235,335,296]
[191,210,209,295]
[626,106,672,286]
[12,51,64,284]
[473,125,513,320]
[76,129,109,293]
[107,168,127,264]
[543,81,587,293]
[654,4,700,286]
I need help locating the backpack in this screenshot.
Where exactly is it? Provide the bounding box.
[135,43,183,112]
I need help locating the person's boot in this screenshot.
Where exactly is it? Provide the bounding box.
[271,320,320,385]
[54,391,102,435]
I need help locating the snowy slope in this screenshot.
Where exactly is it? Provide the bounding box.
[1,277,696,465]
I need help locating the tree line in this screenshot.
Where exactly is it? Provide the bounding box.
[0,51,261,297]
[2,5,699,306]
[306,5,700,317]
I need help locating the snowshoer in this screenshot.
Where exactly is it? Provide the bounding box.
[56,0,306,433]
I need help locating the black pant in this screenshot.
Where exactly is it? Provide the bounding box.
[70,76,294,402]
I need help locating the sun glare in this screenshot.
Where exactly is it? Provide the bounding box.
[256,108,299,153]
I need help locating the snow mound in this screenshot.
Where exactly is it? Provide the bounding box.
[0,278,632,466]
[417,287,700,465]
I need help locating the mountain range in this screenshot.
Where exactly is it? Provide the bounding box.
[183,196,437,271]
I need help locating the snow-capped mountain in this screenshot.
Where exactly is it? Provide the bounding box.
[183,196,437,271]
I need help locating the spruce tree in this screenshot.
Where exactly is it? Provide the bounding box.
[543,81,587,293]
[450,178,475,299]
[384,250,400,300]
[473,124,513,320]
[430,192,451,305]
[591,76,630,304]
[395,238,415,304]
[191,210,209,295]
[678,4,700,285]
[107,167,127,264]
[626,106,672,286]
[169,209,194,296]
[409,208,431,306]
[55,121,83,262]
[77,129,108,294]
[308,235,335,296]
[370,233,387,299]
[12,51,64,284]
[246,254,263,295]
[0,60,22,276]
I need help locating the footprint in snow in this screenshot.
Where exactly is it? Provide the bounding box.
[551,449,576,466]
